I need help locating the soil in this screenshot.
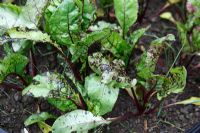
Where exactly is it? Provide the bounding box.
[0,0,200,133]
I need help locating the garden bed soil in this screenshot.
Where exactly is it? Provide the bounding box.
[0,0,200,132]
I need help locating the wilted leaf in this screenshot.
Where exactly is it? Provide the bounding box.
[136,34,175,80]
[52,110,111,133]
[175,97,200,106]
[84,74,119,115]
[114,0,138,35]
[160,12,176,24]
[156,66,187,100]
[0,53,28,83]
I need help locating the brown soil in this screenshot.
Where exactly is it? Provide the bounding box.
[0,0,200,133]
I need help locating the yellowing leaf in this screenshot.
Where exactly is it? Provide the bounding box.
[160,12,176,24]
[168,0,181,4]
[175,97,200,106]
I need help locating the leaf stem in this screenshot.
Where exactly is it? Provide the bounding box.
[131,87,143,113]
[0,82,23,91]
[166,44,184,77]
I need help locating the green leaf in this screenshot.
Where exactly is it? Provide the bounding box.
[47,98,77,112]
[38,122,52,133]
[88,52,135,89]
[22,73,61,97]
[52,110,111,133]
[156,66,187,100]
[0,53,28,83]
[84,74,119,115]
[24,112,56,126]
[175,97,200,106]
[136,34,175,80]
[129,27,149,46]
[187,0,200,16]
[80,0,96,30]
[19,0,48,29]
[101,31,131,64]
[0,0,48,30]
[114,0,138,35]
[69,29,111,62]
[45,0,80,46]
[22,72,80,111]
[7,29,63,55]
[0,3,21,29]
[8,29,51,43]
[176,22,191,52]
[151,34,175,46]
[11,40,33,54]
[192,29,200,51]
[89,21,121,32]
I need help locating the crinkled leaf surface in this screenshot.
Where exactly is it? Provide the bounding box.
[22,73,62,97]
[52,110,111,133]
[24,112,56,126]
[156,66,187,100]
[89,21,121,32]
[88,52,136,89]
[78,0,96,30]
[0,0,48,30]
[0,53,28,83]
[45,0,80,46]
[22,72,80,111]
[69,29,111,62]
[136,34,175,80]
[114,0,138,34]
[19,0,48,29]
[101,32,131,64]
[47,98,77,112]
[84,74,119,115]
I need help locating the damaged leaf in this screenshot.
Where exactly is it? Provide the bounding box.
[0,53,28,83]
[52,110,111,133]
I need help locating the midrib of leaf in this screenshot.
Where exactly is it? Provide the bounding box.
[66,6,74,44]
[123,0,126,38]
